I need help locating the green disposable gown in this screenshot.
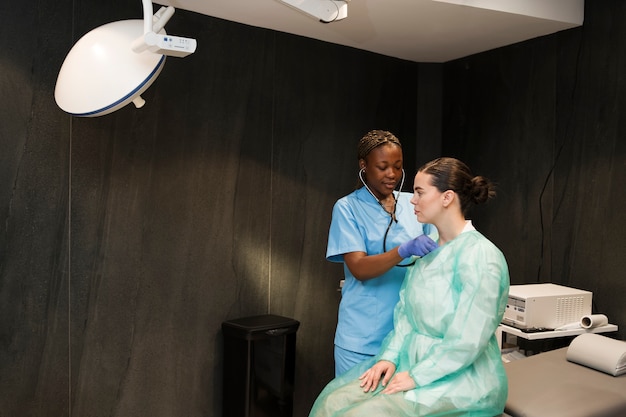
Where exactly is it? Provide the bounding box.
[310,228,510,417]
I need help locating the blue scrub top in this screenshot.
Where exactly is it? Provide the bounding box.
[326,186,433,355]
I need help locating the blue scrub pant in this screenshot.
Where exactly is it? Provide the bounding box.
[334,345,374,377]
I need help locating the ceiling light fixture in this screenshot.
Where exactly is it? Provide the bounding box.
[54,0,197,117]
[277,0,349,23]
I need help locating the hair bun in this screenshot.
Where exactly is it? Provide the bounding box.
[471,176,496,204]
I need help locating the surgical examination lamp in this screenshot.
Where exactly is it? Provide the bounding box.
[54,0,197,117]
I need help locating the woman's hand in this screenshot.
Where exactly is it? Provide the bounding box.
[358,360,396,392]
[381,371,416,394]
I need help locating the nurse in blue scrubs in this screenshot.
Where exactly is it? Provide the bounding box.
[326,130,437,376]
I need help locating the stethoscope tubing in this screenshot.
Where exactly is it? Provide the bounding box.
[358,168,415,267]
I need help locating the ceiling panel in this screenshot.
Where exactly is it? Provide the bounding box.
[155,0,584,62]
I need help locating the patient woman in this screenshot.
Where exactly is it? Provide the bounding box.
[309,157,510,417]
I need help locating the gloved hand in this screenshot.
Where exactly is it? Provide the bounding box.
[398,235,437,258]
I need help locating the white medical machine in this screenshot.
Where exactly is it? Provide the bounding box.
[502,283,592,330]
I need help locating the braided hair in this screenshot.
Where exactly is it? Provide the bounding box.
[357,130,402,161]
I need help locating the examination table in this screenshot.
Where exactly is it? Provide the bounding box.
[502,333,626,417]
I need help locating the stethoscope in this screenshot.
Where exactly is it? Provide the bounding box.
[359,168,415,267]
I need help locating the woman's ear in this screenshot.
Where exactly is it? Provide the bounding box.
[442,190,455,208]
[359,159,366,170]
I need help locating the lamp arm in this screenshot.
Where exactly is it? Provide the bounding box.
[132,1,195,57]
[152,6,175,33]
[141,0,174,34]
[141,0,154,34]
[133,3,175,53]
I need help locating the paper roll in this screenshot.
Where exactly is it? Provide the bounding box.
[580,314,609,329]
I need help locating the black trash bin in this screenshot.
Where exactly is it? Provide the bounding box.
[222,314,300,417]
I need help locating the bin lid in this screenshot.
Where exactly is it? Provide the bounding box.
[222,314,300,339]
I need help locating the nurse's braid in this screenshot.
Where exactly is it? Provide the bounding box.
[357,130,402,161]
[419,157,496,215]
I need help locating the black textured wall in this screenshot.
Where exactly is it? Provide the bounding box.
[2,1,625,417]
[0,1,427,416]
[442,0,626,339]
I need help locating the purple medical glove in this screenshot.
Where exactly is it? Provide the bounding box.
[398,235,437,258]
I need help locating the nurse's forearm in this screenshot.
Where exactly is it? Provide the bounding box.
[344,249,404,281]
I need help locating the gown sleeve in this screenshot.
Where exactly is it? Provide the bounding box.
[407,239,508,387]
[378,285,412,365]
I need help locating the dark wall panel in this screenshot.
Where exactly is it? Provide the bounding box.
[443,1,626,340]
[67,13,277,417]
[443,36,558,285]
[0,1,73,416]
[269,34,421,412]
[550,1,626,339]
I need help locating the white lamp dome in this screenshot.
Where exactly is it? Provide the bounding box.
[55,19,166,117]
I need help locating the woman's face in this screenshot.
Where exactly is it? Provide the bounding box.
[410,171,443,224]
[360,144,403,200]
